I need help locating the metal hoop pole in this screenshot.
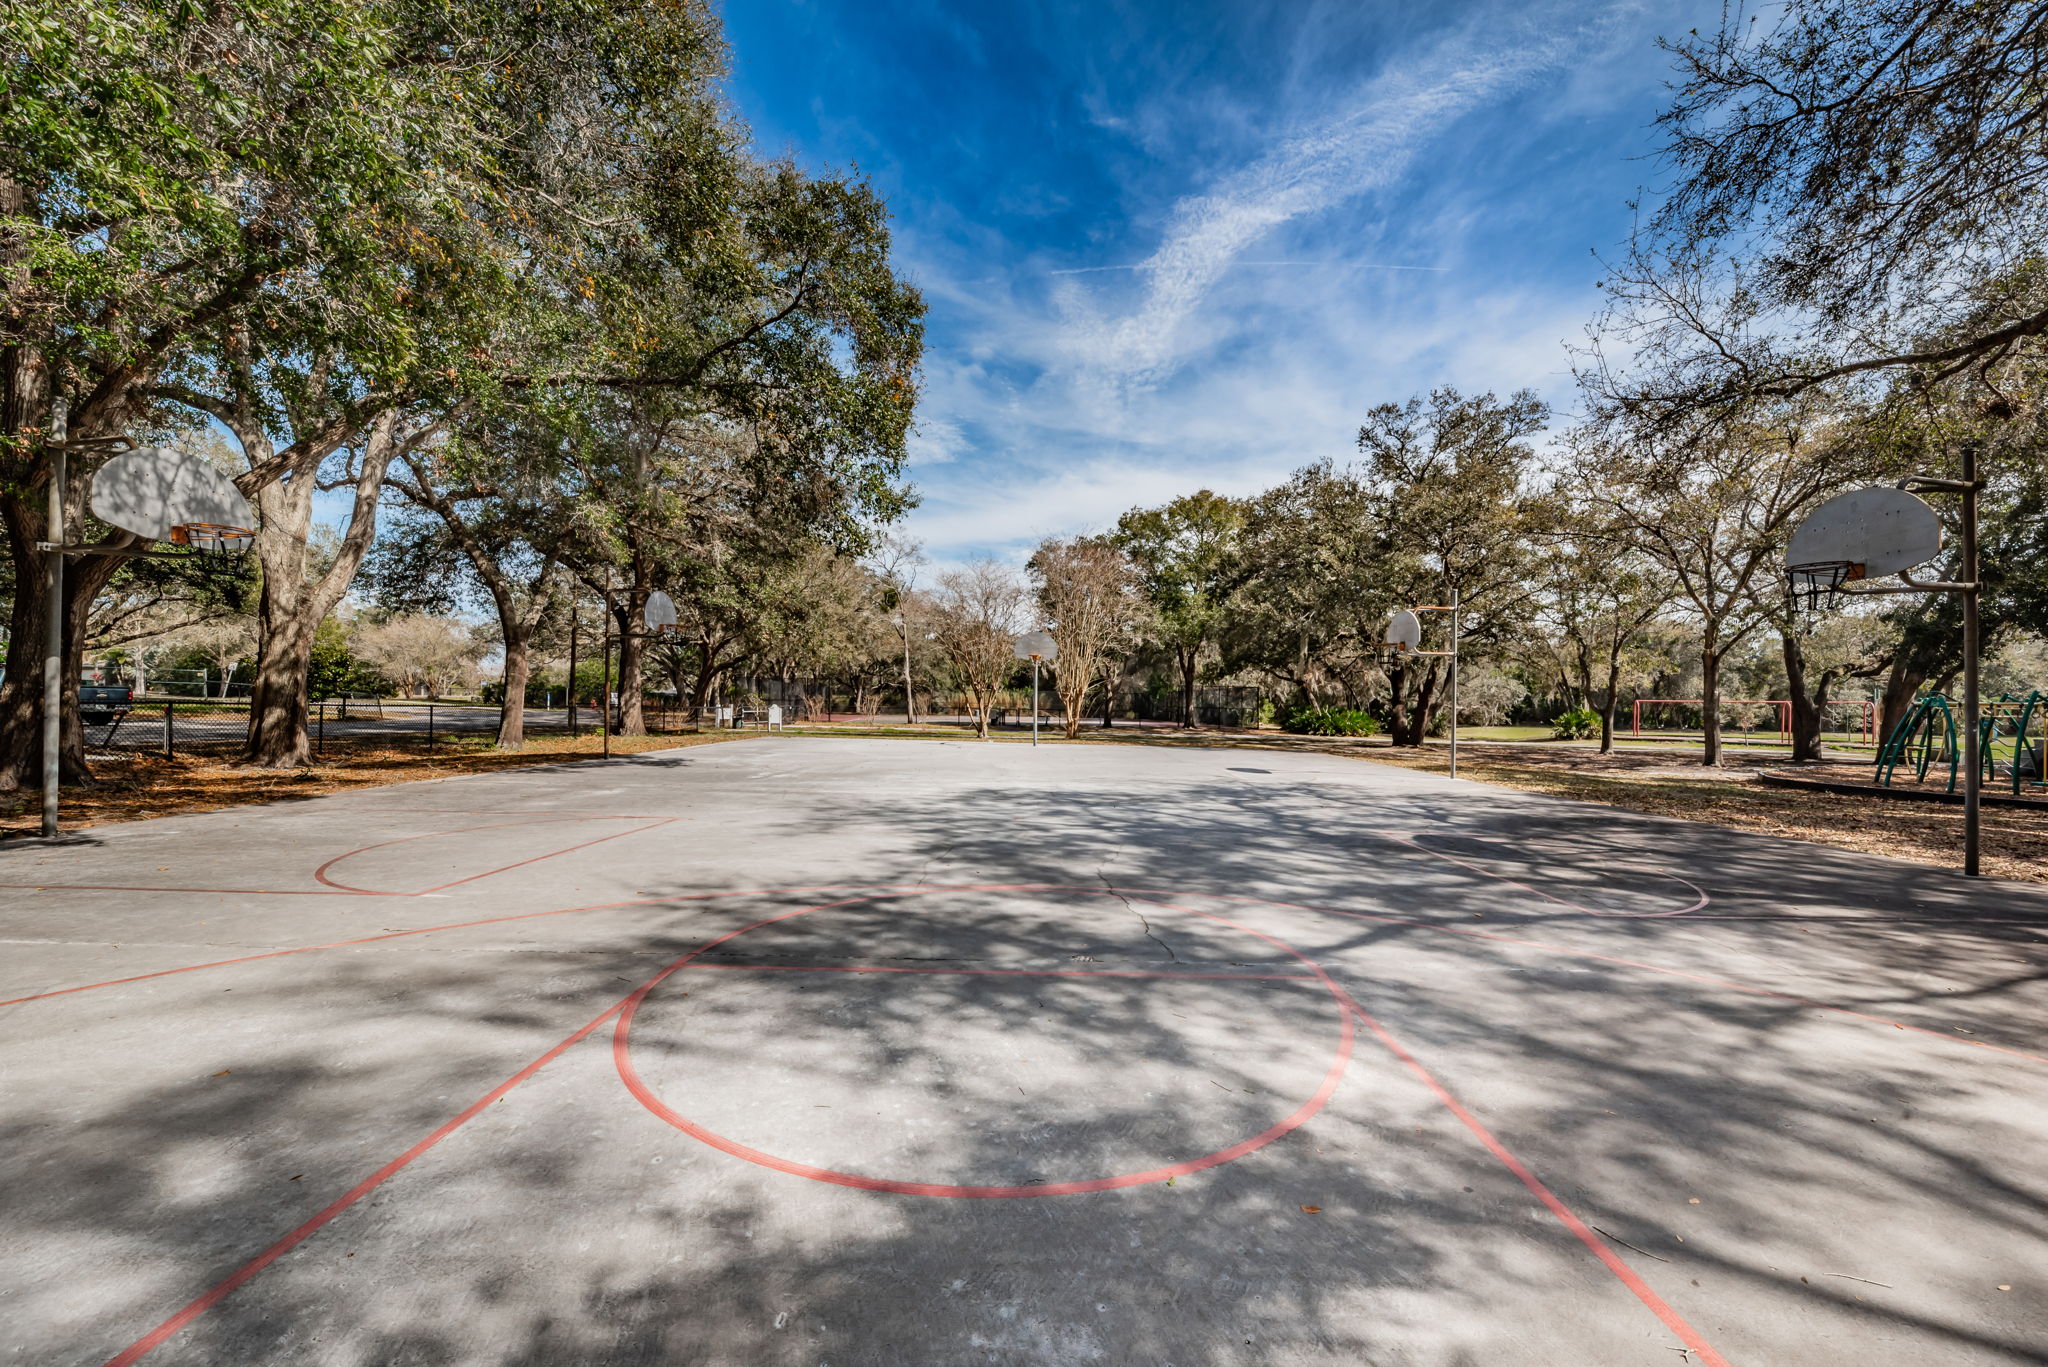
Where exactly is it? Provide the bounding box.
[1962,443,1981,876]
[42,397,68,838]
[601,583,614,760]
[1032,658,1040,747]
[1448,587,1459,780]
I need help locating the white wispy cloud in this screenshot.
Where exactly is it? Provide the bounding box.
[1050,19,1579,390]
[883,1,1659,561]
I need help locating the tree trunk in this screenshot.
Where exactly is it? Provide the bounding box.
[1782,628,1824,763]
[246,609,318,766]
[1387,661,1409,745]
[244,411,400,767]
[497,631,532,748]
[1878,658,1929,756]
[1597,640,1624,755]
[1700,644,1724,767]
[1408,660,1442,747]
[0,474,129,790]
[614,587,647,736]
[1177,644,1199,728]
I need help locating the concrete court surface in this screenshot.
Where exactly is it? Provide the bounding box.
[2,737,2045,1367]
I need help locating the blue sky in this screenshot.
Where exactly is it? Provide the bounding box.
[719,0,1717,566]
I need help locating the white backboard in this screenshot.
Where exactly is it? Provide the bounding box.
[91,447,255,543]
[644,590,678,631]
[1013,630,1057,661]
[1385,609,1422,653]
[1787,487,1941,579]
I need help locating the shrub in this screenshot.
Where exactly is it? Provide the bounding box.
[1283,705,1382,737]
[1552,706,1601,740]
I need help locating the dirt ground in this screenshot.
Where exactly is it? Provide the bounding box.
[0,730,745,839]
[1347,740,2048,886]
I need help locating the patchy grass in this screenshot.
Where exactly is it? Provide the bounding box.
[0,730,748,838]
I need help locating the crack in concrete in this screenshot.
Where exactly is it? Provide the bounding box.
[1096,864,1178,963]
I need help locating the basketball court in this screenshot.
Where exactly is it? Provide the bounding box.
[3,737,2045,1365]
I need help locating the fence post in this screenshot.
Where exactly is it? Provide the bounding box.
[164,700,174,759]
[427,704,435,749]
[317,701,325,754]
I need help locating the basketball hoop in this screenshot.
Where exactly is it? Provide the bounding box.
[1381,609,1422,659]
[644,589,679,635]
[1784,487,1941,613]
[172,521,256,575]
[1786,559,1859,611]
[91,447,258,570]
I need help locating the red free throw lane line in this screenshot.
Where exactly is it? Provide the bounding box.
[615,888,1356,1197]
[90,883,1728,1362]
[102,885,1298,1361]
[97,997,629,1367]
[1318,972,1733,1367]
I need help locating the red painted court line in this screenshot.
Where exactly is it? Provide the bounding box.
[1378,831,1709,918]
[1317,973,1734,1367]
[8,875,2040,1067]
[96,999,631,1367]
[615,888,1359,1198]
[677,962,1320,982]
[0,882,1046,1010]
[0,817,672,902]
[1108,888,2048,1068]
[0,882,369,897]
[1327,909,2048,1066]
[90,882,1734,1364]
[312,816,669,894]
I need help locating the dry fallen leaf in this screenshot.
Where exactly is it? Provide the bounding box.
[1688,1197,1701,1204]
[1300,1205,1322,1214]
[1998,1285,2012,1292]
[210,1069,231,1078]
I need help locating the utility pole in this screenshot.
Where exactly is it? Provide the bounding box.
[567,601,579,736]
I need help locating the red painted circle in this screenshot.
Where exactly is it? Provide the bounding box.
[614,886,1356,1198]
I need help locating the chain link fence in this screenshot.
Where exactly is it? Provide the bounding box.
[80,697,717,760]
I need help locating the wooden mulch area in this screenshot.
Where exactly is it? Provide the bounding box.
[0,731,746,839]
[1350,741,2048,887]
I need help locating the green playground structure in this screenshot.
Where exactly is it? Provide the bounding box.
[1875,690,2048,797]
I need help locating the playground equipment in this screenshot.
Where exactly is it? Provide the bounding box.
[1876,691,2048,797]
[1787,458,1983,874]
